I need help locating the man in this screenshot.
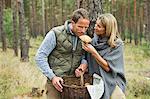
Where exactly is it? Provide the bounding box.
[35,8,90,99]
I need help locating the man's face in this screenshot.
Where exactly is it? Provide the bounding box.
[72,18,90,36]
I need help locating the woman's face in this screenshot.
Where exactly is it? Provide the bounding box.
[94,21,106,36]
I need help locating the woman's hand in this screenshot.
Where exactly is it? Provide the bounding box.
[82,43,97,54]
[83,43,110,72]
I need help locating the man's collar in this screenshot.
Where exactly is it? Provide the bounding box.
[68,23,74,35]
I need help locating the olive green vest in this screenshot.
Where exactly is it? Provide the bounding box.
[48,21,83,77]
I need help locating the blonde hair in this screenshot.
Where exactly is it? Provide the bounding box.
[97,13,120,48]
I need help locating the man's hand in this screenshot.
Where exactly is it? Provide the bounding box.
[75,64,87,77]
[52,76,63,92]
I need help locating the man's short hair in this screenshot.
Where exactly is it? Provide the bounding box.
[71,8,89,23]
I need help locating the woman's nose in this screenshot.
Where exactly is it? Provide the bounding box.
[94,25,97,29]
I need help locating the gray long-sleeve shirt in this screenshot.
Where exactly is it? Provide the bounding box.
[35,31,56,80]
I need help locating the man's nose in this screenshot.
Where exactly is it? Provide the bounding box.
[81,27,87,33]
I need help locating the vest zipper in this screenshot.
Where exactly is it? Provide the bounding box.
[69,50,74,75]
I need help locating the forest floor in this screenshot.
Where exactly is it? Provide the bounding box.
[0,37,150,99]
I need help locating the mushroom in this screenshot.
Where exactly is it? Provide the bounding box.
[79,35,92,44]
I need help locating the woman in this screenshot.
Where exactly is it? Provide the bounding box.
[82,13,126,99]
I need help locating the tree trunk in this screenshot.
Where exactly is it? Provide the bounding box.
[42,0,45,36]
[33,0,37,37]
[76,0,88,9]
[0,0,7,51]
[127,0,132,43]
[5,0,11,8]
[139,1,143,45]
[111,0,116,16]
[49,0,53,29]
[45,8,48,33]
[29,0,34,38]
[12,0,18,56]
[28,0,38,36]
[122,1,126,41]
[89,0,103,37]
[141,6,144,44]
[147,0,150,43]
[53,0,58,26]
[143,0,148,43]
[76,0,103,37]
[134,0,138,45]
[115,1,120,38]
[61,0,65,24]
[18,0,29,62]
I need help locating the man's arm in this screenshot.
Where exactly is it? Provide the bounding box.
[35,31,56,80]
[35,31,64,92]
[80,52,88,72]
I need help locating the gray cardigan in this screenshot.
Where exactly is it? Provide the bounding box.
[87,34,126,99]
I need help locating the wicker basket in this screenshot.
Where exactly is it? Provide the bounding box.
[61,74,92,99]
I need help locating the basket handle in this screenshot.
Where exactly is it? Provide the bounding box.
[79,69,84,87]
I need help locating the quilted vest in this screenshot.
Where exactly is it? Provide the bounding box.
[48,21,83,77]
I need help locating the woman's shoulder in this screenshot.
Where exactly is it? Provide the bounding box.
[115,38,124,47]
[110,38,123,51]
[109,38,124,54]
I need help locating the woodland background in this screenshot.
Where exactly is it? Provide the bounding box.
[0,0,150,99]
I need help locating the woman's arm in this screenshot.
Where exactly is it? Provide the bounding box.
[91,50,110,72]
[82,44,110,72]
